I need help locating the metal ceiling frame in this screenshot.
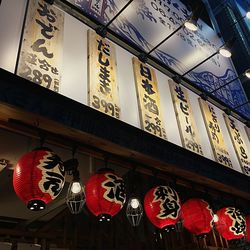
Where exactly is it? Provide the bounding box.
[54,0,250,124]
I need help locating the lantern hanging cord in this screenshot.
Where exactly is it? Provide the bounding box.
[39,130,46,148]
[152,169,159,187]
[131,165,137,194]
[71,145,78,159]
[104,154,109,169]
[73,169,80,181]
[64,158,79,175]
[171,177,177,189]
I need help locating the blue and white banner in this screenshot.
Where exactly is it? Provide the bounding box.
[67,0,250,119]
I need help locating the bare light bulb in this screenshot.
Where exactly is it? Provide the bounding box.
[126,197,143,226]
[245,69,250,79]
[219,48,232,58]
[184,20,198,31]
[246,11,250,19]
[213,214,219,223]
[71,181,81,194]
[130,198,140,209]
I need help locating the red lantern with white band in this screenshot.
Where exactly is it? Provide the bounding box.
[215,207,246,240]
[246,215,250,243]
[13,148,65,211]
[85,168,126,221]
[144,186,181,231]
[182,198,214,237]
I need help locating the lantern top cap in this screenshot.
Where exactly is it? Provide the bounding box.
[97,167,115,173]
[32,146,53,152]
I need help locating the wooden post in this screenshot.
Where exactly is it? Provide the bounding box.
[211,228,218,248]
[41,239,47,250]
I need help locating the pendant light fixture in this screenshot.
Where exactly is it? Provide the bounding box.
[65,153,85,215]
[184,6,201,32]
[126,197,143,227]
[138,5,202,63]
[126,168,143,227]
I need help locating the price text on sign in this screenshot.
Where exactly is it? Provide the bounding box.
[17,0,64,92]
[169,80,203,156]
[133,57,167,140]
[88,30,120,119]
[245,126,250,142]
[199,99,232,168]
[224,115,250,176]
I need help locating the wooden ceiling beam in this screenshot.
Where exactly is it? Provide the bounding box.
[0,69,249,201]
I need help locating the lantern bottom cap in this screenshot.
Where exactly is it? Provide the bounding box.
[228,238,245,243]
[162,225,175,232]
[27,200,46,211]
[98,214,112,222]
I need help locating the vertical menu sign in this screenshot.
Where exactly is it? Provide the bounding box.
[199,99,233,168]
[169,80,203,156]
[224,115,250,176]
[133,57,166,139]
[245,126,250,142]
[17,0,64,92]
[88,30,120,119]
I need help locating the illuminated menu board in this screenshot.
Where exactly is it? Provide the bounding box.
[133,57,167,140]
[88,30,120,119]
[17,0,64,92]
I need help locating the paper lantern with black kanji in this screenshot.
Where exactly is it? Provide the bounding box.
[85,168,126,221]
[246,215,250,243]
[144,186,181,230]
[215,207,246,240]
[13,148,65,211]
[182,198,214,237]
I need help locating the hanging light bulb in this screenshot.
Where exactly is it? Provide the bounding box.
[219,47,232,58]
[245,69,250,79]
[213,214,219,223]
[66,179,85,214]
[67,179,85,214]
[184,17,198,31]
[65,159,85,214]
[246,6,250,19]
[130,198,140,209]
[126,197,143,227]
[71,181,82,194]
[218,37,235,58]
[184,6,202,32]
[34,238,41,247]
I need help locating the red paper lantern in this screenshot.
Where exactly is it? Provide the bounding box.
[13,148,65,211]
[144,186,181,230]
[246,215,250,243]
[85,168,126,221]
[215,207,246,240]
[182,198,214,237]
